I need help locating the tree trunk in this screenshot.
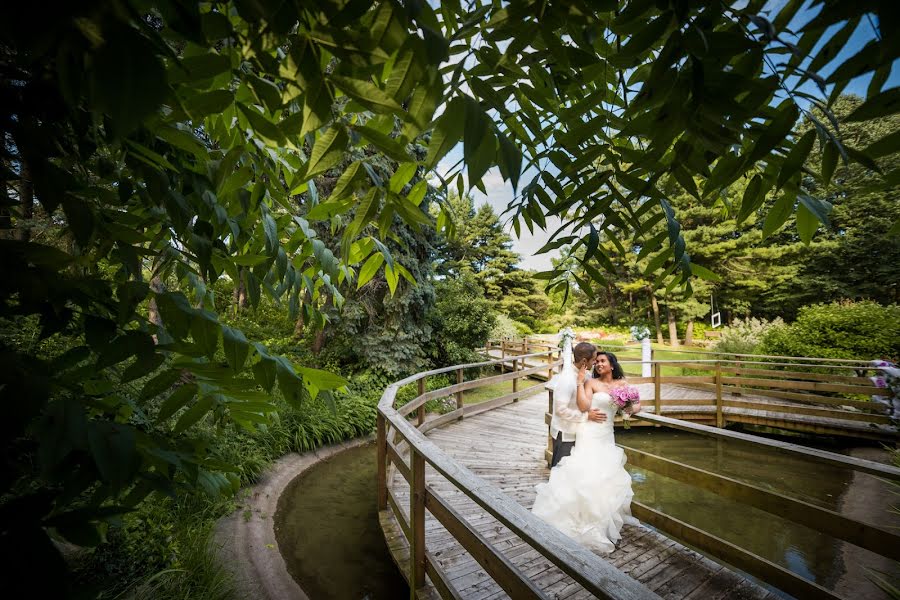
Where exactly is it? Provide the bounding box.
[648,287,664,344]
[607,283,618,325]
[293,313,305,338]
[666,306,679,347]
[684,320,694,346]
[148,273,165,339]
[16,163,34,243]
[231,269,250,312]
[312,329,326,354]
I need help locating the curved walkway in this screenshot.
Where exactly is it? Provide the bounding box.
[384,392,776,599]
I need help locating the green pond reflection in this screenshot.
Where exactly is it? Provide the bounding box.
[617,428,900,599]
[275,442,408,600]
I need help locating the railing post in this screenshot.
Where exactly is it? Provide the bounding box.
[456,368,464,419]
[409,448,426,596]
[733,358,742,397]
[512,357,519,394]
[417,377,426,426]
[716,362,724,428]
[546,389,554,467]
[654,362,662,415]
[500,340,507,372]
[376,412,387,510]
[546,351,553,381]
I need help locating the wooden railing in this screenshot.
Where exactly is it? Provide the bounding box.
[376,351,661,600]
[486,339,892,441]
[617,412,900,600]
[487,337,884,370]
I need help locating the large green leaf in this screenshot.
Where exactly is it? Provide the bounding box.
[305,127,350,179]
[762,190,795,239]
[331,75,405,115]
[222,326,249,373]
[237,102,286,146]
[90,29,168,135]
[157,384,198,422]
[425,96,465,168]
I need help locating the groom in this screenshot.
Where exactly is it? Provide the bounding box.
[550,342,607,468]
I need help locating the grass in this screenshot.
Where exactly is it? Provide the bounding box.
[588,341,717,377]
[463,378,543,404]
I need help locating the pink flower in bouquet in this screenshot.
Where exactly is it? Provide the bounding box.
[609,386,640,428]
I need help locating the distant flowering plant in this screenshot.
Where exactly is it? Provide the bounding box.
[630,326,651,342]
[870,360,900,421]
[609,385,640,428]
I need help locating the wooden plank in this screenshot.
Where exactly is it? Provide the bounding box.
[388,487,411,541]
[726,366,882,385]
[411,450,426,592]
[715,363,723,428]
[622,445,900,561]
[388,439,411,484]
[721,376,879,396]
[722,399,894,424]
[463,386,546,418]
[718,385,888,413]
[425,487,546,599]
[631,502,842,600]
[632,412,900,480]
[426,551,465,600]
[420,408,466,434]
[663,376,717,384]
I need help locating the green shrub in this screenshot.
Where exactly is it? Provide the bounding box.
[430,276,496,368]
[490,314,520,340]
[714,317,784,356]
[760,301,900,361]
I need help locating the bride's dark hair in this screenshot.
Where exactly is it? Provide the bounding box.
[596,351,626,380]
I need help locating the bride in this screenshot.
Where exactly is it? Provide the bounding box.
[532,342,640,553]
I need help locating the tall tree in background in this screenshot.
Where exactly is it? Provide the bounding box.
[785,96,900,310]
[434,193,550,328]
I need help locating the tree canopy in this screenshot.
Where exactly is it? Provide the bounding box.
[1,0,898,588]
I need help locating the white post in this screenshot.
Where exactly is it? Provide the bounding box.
[641,337,652,378]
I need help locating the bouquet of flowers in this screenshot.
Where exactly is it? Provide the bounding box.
[609,385,641,428]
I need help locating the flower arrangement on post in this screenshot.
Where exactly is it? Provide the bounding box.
[630,326,651,342]
[559,327,576,349]
[609,386,641,428]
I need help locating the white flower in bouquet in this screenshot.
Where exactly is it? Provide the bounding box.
[630,326,650,342]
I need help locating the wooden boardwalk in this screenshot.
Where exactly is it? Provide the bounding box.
[384,390,780,599]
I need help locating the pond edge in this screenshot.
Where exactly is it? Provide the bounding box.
[212,435,374,600]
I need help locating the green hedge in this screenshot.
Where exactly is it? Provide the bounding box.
[760,301,900,361]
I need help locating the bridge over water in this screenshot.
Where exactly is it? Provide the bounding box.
[376,347,899,599]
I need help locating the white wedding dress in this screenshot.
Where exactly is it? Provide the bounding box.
[532,391,638,553]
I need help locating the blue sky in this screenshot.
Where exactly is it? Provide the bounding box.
[434,2,898,270]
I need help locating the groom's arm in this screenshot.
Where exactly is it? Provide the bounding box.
[553,393,588,422]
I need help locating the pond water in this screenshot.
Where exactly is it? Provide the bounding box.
[617,428,900,599]
[274,442,408,600]
[273,432,898,600]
